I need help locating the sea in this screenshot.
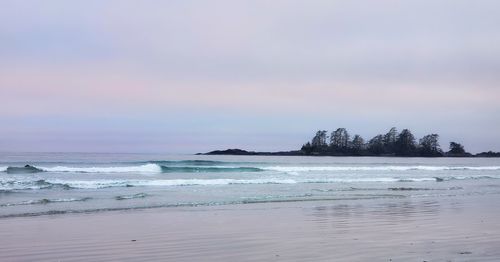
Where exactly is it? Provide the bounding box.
[1,152,500,218]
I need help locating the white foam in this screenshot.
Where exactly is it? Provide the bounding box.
[304,178,397,183]
[38,163,162,173]
[463,166,500,170]
[3,174,499,191]
[263,166,500,172]
[47,178,299,189]
[0,198,89,207]
[6,164,499,174]
[42,177,449,189]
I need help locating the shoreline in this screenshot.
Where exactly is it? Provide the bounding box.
[1,193,500,261]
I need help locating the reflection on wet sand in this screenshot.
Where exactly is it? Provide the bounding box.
[310,199,443,225]
[0,195,498,261]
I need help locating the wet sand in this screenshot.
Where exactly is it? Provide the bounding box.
[1,194,500,261]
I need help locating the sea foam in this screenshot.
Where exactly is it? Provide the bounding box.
[38,163,162,173]
[0,197,92,207]
[3,163,499,174]
[2,175,498,191]
[263,166,500,172]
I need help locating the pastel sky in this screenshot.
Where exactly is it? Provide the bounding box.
[1,0,499,153]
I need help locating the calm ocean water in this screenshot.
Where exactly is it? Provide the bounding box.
[1,152,500,218]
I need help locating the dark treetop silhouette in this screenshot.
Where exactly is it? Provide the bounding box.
[203,127,499,157]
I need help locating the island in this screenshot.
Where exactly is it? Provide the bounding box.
[201,127,500,157]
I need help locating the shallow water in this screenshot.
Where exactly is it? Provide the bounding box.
[1,152,500,218]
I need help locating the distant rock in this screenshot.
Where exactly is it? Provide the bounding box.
[6,165,44,174]
[205,149,255,155]
[201,148,303,156]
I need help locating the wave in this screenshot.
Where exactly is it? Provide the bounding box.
[1,178,297,190]
[388,187,432,191]
[2,163,500,174]
[38,163,162,173]
[263,166,500,172]
[0,197,91,207]
[0,179,72,190]
[150,160,229,166]
[1,163,263,174]
[160,166,263,173]
[1,175,498,191]
[65,178,300,188]
[115,193,148,200]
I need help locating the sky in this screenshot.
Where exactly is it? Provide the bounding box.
[1,0,499,153]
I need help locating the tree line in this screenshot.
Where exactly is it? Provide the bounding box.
[301,127,470,157]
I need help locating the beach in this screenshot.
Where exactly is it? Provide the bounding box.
[3,0,500,260]
[1,192,500,261]
[1,153,500,261]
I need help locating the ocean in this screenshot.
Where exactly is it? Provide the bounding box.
[1,152,500,218]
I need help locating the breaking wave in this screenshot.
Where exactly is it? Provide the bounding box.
[1,176,498,191]
[0,197,92,207]
[0,179,72,190]
[0,164,263,174]
[160,166,262,173]
[2,163,500,174]
[115,193,148,200]
[39,163,162,173]
[150,160,229,165]
[263,166,500,172]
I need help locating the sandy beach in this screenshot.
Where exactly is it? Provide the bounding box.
[1,192,499,261]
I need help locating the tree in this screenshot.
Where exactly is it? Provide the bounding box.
[419,134,443,157]
[301,142,313,154]
[351,134,365,155]
[330,128,350,150]
[383,127,398,154]
[395,129,417,156]
[447,142,466,155]
[311,130,328,148]
[367,134,385,155]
